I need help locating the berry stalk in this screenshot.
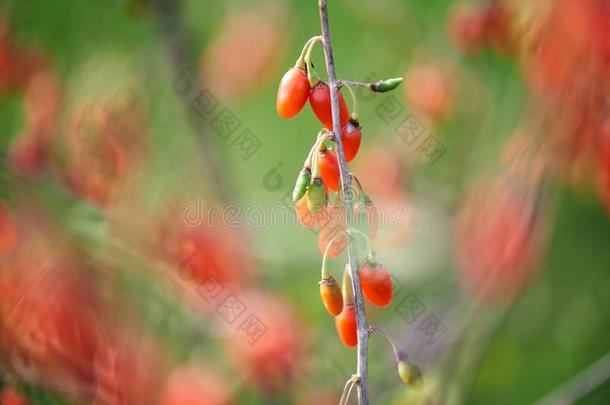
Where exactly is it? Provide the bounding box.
[317,1,370,403]
[338,78,404,93]
[321,230,347,279]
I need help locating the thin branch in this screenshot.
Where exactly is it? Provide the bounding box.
[339,379,354,405]
[337,80,373,89]
[368,326,403,362]
[304,129,332,168]
[317,1,369,404]
[339,375,360,405]
[337,78,403,93]
[321,229,348,279]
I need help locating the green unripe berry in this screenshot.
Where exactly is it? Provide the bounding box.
[292,167,312,203]
[371,77,403,93]
[306,177,327,212]
[398,359,423,390]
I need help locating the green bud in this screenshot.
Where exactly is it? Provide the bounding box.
[398,359,423,390]
[372,77,403,93]
[292,168,312,203]
[306,177,327,213]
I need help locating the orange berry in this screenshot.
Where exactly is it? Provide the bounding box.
[335,303,357,347]
[319,277,343,316]
[318,148,340,192]
[276,67,310,118]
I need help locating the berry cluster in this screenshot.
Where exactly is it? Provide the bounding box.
[276,34,422,397]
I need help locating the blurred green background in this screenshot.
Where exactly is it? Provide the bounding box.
[1,0,609,404]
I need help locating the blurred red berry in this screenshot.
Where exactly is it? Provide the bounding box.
[355,144,403,199]
[0,20,43,92]
[519,0,610,195]
[485,2,514,53]
[0,203,17,254]
[318,206,347,258]
[92,336,167,405]
[448,4,487,53]
[200,5,288,99]
[456,179,546,302]
[8,134,49,178]
[359,262,393,307]
[160,365,231,405]
[525,0,610,98]
[1,261,106,396]
[8,69,63,179]
[448,2,513,54]
[59,97,145,205]
[173,223,252,289]
[227,294,305,393]
[295,195,332,230]
[295,196,317,229]
[0,388,27,405]
[22,69,62,133]
[405,65,453,123]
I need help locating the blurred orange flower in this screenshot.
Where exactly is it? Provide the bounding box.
[160,364,232,405]
[199,3,289,100]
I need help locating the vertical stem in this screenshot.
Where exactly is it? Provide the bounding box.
[317,1,369,404]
